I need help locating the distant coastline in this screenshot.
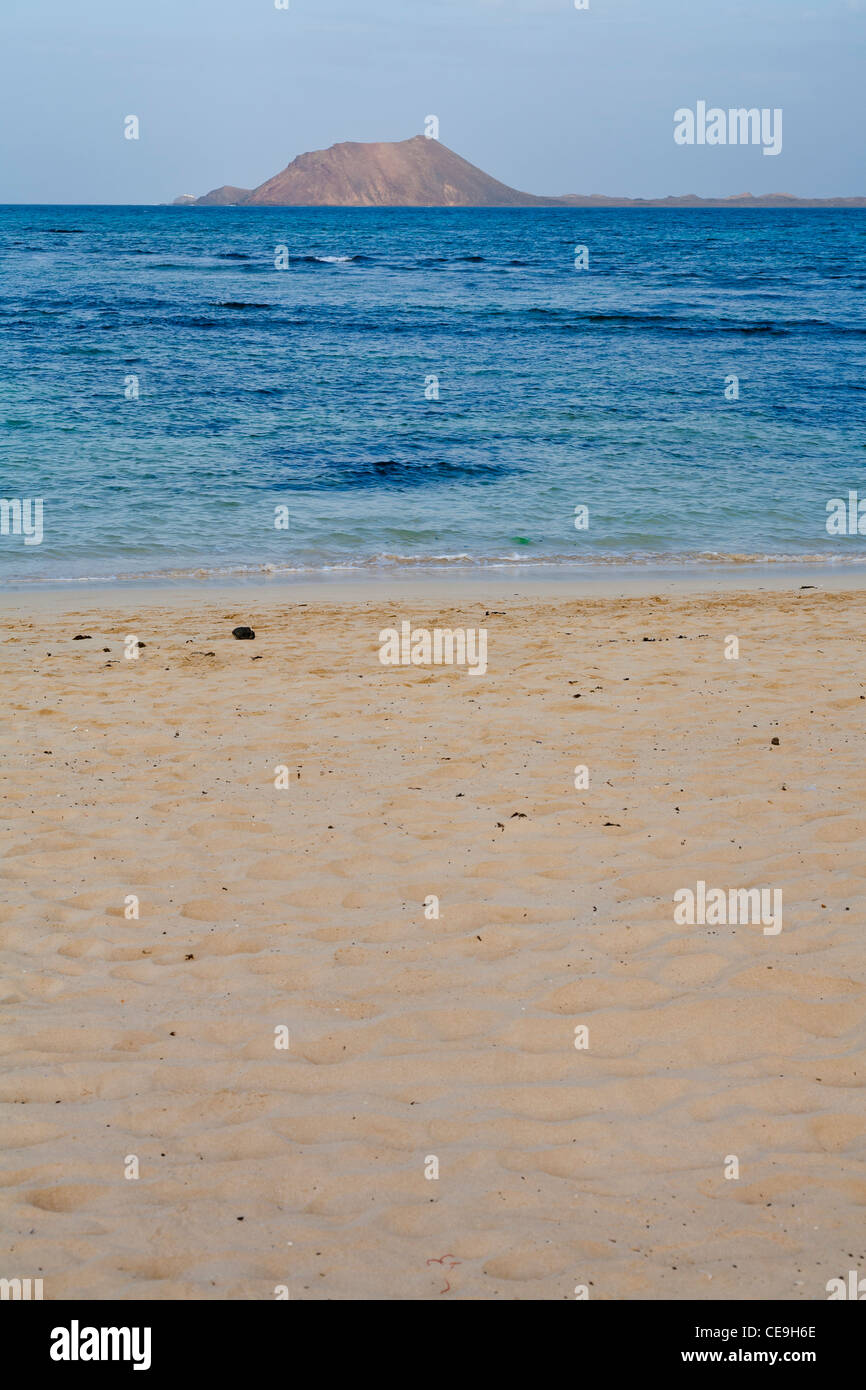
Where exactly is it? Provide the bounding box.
[171,136,866,209]
[168,198,866,210]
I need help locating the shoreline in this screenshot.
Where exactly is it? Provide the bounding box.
[3,560,866,611]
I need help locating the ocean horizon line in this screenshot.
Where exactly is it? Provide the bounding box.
[4,200,866,210]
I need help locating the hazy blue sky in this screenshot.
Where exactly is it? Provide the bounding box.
[1,0,864,202]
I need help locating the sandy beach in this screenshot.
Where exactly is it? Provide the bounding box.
[1,578,864,1301]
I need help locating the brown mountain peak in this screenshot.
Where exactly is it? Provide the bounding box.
[185,135,556,208]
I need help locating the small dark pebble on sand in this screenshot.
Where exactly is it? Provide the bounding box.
[232,626,255,640]
[73,635,91,641]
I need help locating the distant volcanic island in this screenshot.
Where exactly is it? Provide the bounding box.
[173,135,866,209]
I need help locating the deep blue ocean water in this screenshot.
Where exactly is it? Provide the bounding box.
[1,205,865,584]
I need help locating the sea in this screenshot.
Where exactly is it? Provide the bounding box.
[1,204,865,586]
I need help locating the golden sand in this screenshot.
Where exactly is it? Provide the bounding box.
[1,584,864,1299]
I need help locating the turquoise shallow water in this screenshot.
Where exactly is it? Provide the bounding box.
[1,205,865,584]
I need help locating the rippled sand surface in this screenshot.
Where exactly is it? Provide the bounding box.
[1,586,864,1299]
